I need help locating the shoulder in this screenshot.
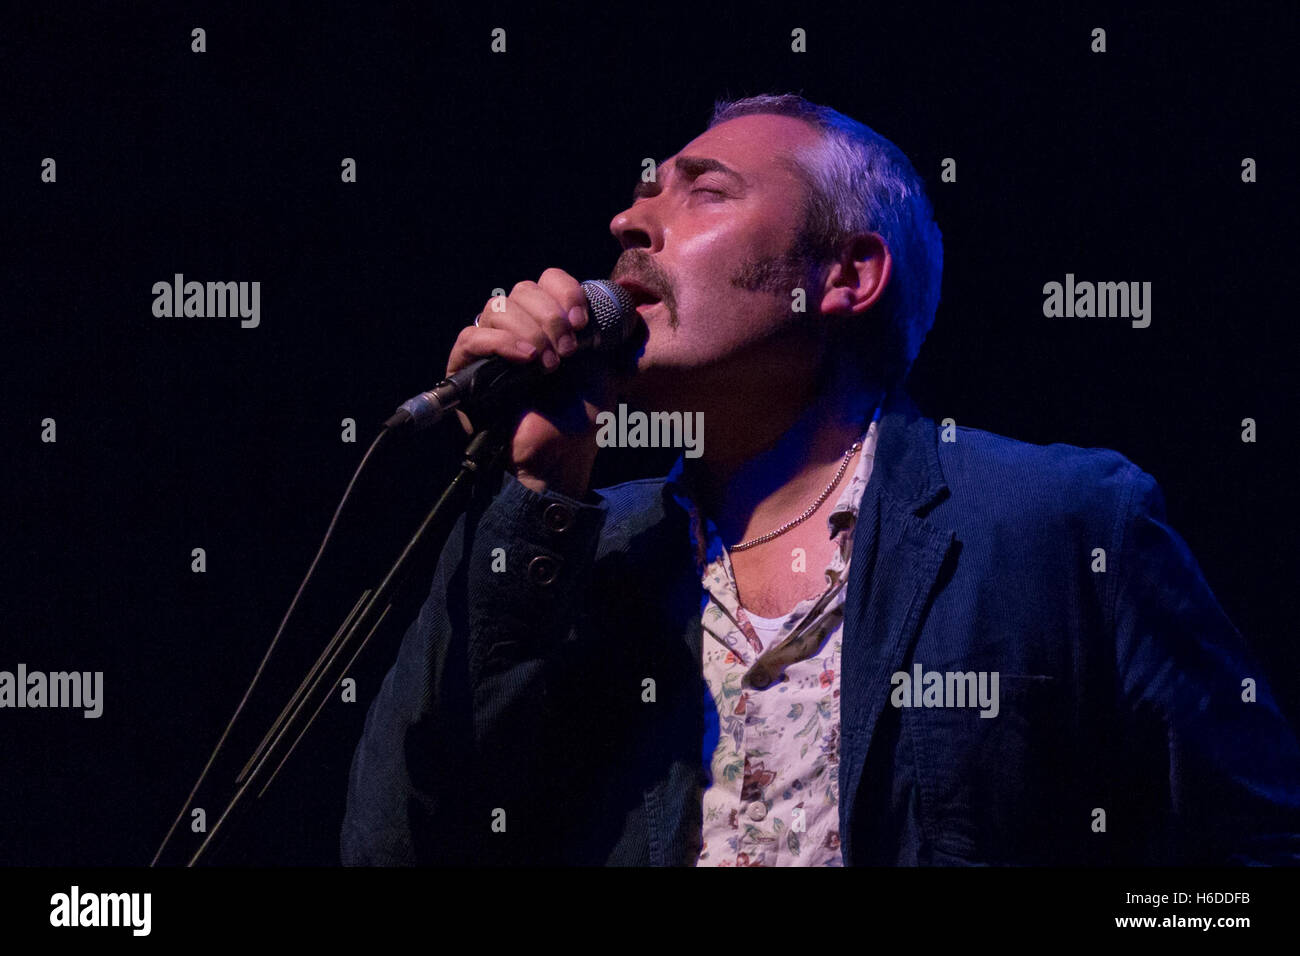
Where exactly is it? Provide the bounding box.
[932,419,1155,541]
[941,421,1144,495]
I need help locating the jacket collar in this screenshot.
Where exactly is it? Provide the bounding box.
[870,387,949,514]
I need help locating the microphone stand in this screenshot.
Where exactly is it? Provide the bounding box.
[182,423,509,867]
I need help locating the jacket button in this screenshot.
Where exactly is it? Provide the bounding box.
[543,502,573,532]
[527,554,560,586]
[746,802,768,822]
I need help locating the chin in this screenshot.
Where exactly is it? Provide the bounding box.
[620,356,713,412]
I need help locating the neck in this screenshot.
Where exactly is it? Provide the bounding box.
[684,355,884,547]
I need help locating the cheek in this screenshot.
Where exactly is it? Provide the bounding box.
[659,211,801,337]
[667,213,766,276]
[683,216,802,297]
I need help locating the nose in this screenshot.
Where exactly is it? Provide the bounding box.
[609,197,662,253]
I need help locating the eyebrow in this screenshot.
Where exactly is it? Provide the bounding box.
[631,155,746,201]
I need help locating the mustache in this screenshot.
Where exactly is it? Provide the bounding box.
[609,250,673,301]
[609,249,680,330]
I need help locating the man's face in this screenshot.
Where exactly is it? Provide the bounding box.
[607,113,829,407]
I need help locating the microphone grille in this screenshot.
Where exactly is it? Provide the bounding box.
[581,279,637,348]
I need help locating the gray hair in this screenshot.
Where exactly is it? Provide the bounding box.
[709,94,944,388]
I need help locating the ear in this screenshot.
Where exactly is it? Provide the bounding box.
[817,233,892,316]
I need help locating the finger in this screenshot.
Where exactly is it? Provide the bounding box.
[464,299,561,370]
[537,268,589,334]
[446,326,540,377]
[508,279,577,358]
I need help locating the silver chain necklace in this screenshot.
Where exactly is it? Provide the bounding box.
[729,440,862,552]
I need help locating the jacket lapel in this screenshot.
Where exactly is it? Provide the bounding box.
[839,390,956,864]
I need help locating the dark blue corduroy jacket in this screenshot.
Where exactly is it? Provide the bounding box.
[341,389,1300,865]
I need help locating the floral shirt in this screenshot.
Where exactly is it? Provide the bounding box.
[666,404,882,867]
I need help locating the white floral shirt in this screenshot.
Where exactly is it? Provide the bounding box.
[666,405,882,866]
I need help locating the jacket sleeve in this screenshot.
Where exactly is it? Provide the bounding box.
[1109,465,1300,864]
[340,469,608,865]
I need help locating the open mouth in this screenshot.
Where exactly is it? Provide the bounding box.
[613,278,662,309]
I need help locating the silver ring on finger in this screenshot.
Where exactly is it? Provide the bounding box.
[473,312,483,327]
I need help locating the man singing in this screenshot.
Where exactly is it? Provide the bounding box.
[341,94,1300,865]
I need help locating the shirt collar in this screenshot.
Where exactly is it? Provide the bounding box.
[825,401,882,537]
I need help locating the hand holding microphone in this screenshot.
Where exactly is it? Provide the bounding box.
[389,269,639,499]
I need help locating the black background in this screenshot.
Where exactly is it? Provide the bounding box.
[2,3,1295,866]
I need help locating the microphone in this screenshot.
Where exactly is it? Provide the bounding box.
[384,279,639,431]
